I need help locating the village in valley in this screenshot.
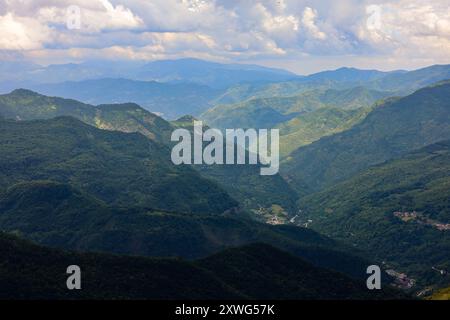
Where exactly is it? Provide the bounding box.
[393,211,450,231]
[256,207,449,295]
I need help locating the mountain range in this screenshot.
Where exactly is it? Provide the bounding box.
[201,86,387,157]
[0,89,299,218]
[0,58,297,91]
[1,59,450,299]
[0,113,389,288]
[282,81,450,194]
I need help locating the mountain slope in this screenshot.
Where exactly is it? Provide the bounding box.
[171,118,299,218]
[0,90,298,218]
[277,107,371,157]
[197,243,402,300]
[0,232,242,300]
[0,234,401,300]
[203,86,390,129]
[283,81,450,194]
[0,179,376,280]
[0,116,237,214]
[300,140,450,288]
[0,89,174,143]
[370,65,450,94]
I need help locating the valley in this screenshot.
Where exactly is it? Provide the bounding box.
[2,0,450,307]
[0,59,449,300]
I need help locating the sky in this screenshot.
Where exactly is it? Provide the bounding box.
[0,0,449,74]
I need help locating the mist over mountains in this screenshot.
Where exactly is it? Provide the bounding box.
[2,59,448,121]
[0,58,296,90]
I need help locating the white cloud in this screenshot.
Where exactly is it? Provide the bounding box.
[356,1,450,59]
[302,7,326,40]
[86,0,144,31]
[35,0,143,32]
[0,0,448,71]
[0,13,51,50]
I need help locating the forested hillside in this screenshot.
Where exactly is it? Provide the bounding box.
[283,81,450,194]
[0,234,401,300]
[300,140,450,287]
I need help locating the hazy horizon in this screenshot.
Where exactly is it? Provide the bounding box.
[4,56,449,77]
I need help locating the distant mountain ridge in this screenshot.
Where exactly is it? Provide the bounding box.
[3,60,448,122]
[0,58,298,91]
[135,58,297,88]
[29,78,220,119]
[370,65,450,94]
[202,86,390,129]
[302,67,403,83]
[213,64,450,105]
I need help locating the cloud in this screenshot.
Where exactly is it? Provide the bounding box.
[356,1,450,59]
[35,0,144,32]
[99,0,143,28]
[302,7,326,40]
[0,13,51,50]
[0,0,448,72]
